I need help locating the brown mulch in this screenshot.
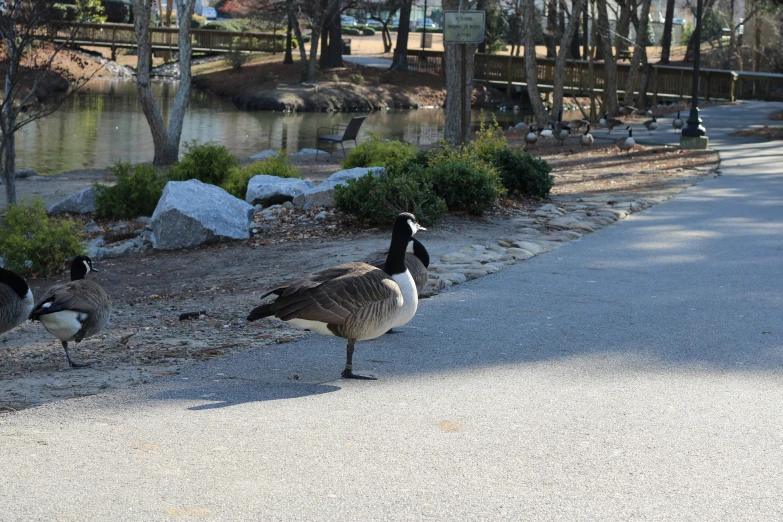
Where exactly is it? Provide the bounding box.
[770,110,783,121]
[732,126,783,140]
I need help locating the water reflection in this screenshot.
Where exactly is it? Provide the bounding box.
[18,78,538,175]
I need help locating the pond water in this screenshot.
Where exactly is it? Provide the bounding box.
[17,79,540,176]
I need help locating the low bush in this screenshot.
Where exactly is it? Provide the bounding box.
[493,148,554,198]
[342,135,417,173]
[427,158,502,215]
[414,27,444,33]
[343,28,362,36]
[0,198,85,277]
[362,27,376,36]
[334,167,447,226]
[52,3,78,21]
[167,140,239,186]
[331,73,340,83]
[348,73,365,85]
[224,46,250,71]
[191,14,207,28]
[101,0,129,23]
[94,162,167,219]
[221,150,301,199]
[470,112,508,164]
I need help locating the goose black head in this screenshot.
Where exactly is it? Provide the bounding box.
[0,266,29,300]
[677,110,681,118]
[628,127,633,137]
[394,212,425,239]
[70,255,96,281]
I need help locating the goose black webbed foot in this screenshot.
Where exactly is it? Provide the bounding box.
[341,369,378,380]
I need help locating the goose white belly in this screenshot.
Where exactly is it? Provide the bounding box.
[389,269,418,329]
[39,310,87,342]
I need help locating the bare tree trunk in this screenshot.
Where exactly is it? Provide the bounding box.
[582,3,589,59]
[659,0,675,63]
[623,0,651,106]
[1,48,18,203]
[328,13,343,67]
[2,126,16,204]
[288,6,310,81]
[570,0,581,58]
[391,0,413,71]
[546,0,558,57]
[596,0,619,115]
[523,0,549,122]
[284,16,294,64]
[552,0,587,116]
[615,0,631,57]
[443,0,477,145]
[133,0,195,166]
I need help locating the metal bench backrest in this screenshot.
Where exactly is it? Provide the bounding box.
[342,116,367,141]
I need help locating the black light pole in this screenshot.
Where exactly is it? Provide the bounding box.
[421,0,428,50]
[681,0,706,137]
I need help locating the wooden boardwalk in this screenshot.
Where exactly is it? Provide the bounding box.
[406,49,783,104]
[49,22,284,56]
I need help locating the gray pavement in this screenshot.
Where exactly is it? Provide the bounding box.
[2,101,783,521]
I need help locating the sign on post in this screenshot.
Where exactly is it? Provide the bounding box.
[443,11,486,44]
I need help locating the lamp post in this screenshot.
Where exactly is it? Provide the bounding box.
[680,0,709,148]
[421,0,428,50]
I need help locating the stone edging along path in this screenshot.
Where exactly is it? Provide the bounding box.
[419,165,720,297]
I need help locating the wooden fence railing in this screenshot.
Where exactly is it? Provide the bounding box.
[406,49,783,103]
[48,22,285,55]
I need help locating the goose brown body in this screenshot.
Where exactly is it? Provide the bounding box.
[247,213,425,379]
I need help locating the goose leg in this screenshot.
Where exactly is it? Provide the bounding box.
[341,340,376,380]
[63,341,90,369]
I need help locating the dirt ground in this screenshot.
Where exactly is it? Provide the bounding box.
[0,133,719,413]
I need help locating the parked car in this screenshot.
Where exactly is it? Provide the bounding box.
[202,7,217,20]
[672,17,685,24]
[366,19,384,26]
[341,15,357,26]
[415,18,438,29]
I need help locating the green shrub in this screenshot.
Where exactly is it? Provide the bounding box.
[493,148,554,198]
[167,140,239,186]
[221,150,301,199]
[342,135,417,172]
[224,46,250,71]
[362,27,376,36]
[191,14,207,28]
[343,28,362,36]
[101,0,129,23]
[470,112,508,164]
[427,157,502,215]
[52,3,78,21]
[94,162,167,219]
[331,73,340,83]
[334,167,447,226]
[0,198,85,277]
[348,73,365,85]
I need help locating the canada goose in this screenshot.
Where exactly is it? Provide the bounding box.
[0,267,34,335]
[539,125,554,138]
[555,127,571,147]
[672,110,684,133]
[524,125,538,148]
[29,255,111,368]
[615,127,635,154]
[643,115,658,134]
[247,213,425,380]
[580,123,594,149]
[618,105,636,116]
[365,237,430,297]
[600,112,625,133]
[567,119,588,131]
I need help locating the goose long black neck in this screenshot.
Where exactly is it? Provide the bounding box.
[411,238,430,268]
[0,267,29,299]
[384,218,414,275]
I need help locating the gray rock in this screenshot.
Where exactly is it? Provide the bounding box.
[84,221,103,234]
[292,167,385,208]
[48,187,98,214]
[440,252,469,264]
[102,241,137,257]
[14,169,37,179]
[245,175,314,206]
[314,210,328,221]
[289,148,324,159]
[250,150,279,160]
[151,180,255,250]
[510,241,545,255]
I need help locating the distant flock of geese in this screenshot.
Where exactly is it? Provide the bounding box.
[524,108,686,154]
[0,213,431,380]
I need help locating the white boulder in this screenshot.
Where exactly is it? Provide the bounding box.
[293,167,385,209]
[48,187,98,214]
[151,179,255,250]
[245,175,314,206]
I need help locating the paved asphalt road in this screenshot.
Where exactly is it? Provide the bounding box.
[2,102,783,521]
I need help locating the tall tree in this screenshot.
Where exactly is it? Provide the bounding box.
[623,0,651,106]
[659,0,675,63]
[523,0,549,122]
[133,0,197,166]
[0,0,101,204]
[552,0,587,117]
[442,0,479,144]
[595,0,619,115]
[391,0,413,70]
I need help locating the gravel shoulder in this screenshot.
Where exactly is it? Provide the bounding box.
[0,135,719,413]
